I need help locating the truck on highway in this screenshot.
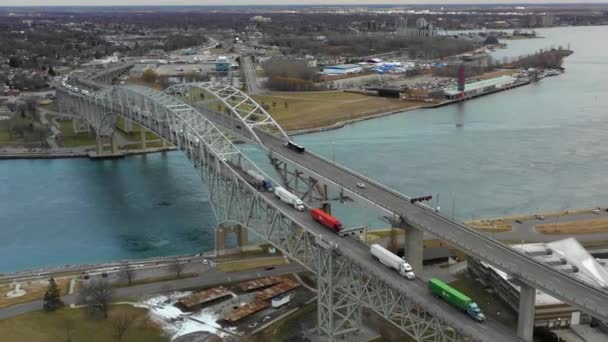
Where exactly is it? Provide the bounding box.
[285,140,305,153]
[274,186,304,211]
[428,278,485,322]
[370,244,415,280]
[246,169,273,192]
[310,208,343,233]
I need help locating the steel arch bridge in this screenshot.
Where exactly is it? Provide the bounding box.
[56,82,513,342]
[164,82,290,147]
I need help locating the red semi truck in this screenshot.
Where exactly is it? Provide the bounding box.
[310,208,343,233]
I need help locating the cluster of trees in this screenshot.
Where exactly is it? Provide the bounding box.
[4,99,49,146]
[266,34,474,59]
[0,28,111,69]
[512,48,570,69]
[9,71,48,90]
[262,58,319,91]
[164,33,209,52]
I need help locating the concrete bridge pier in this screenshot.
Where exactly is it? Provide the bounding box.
[402,223,424,274]
[111,134,118,154]
[95,135,104,155]
[140,127,147,149]
[214,225,249,256]
[517,283,536,342]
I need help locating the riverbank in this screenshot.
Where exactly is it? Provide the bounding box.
[0,146,177,160]
[287,105,422,136]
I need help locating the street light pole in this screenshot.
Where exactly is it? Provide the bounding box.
[451,192,455,219]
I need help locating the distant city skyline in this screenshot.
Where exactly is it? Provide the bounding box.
[2,0,608,7]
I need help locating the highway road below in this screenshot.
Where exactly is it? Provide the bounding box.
[241,56,263,95]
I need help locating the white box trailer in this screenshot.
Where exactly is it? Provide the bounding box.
[274,186,304,211]
[272,294,290,308]
[370,244,415,279]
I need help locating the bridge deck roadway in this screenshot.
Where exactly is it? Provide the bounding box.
[57,85,518,341]
[196,107,608,322]
[223,158,519,341]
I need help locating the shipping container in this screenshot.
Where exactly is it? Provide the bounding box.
[310,208,342,232]
[370,244,415,279]
[428,278,485,322]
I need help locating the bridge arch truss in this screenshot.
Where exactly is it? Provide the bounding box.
[164,82,290,147]
[55,83,494,342]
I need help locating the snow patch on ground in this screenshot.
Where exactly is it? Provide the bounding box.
[136,292,228,340]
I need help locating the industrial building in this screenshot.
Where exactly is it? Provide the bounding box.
[176,286,233,311]
[395,17,438,38]
[216,56,230,73]
[441,75,526,100]
[255,279,300,301]
[238,276,288,291]
[469,238,608,329]
[322,64,363,75]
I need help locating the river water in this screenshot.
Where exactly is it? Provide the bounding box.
[2,26,608,272]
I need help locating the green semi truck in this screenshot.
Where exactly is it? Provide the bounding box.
[428,278,485,322]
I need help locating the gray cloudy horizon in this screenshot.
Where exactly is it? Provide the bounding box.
[2,0,608,7]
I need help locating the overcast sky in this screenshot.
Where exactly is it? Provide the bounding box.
[2,0,607,7]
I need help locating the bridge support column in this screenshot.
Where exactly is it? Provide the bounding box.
[214,227,226,256]
[517,283,536,342]
[140,127,147,149]
[111,134,118,154]
[316,237,362,341]
[96,135,104,155]
[236,226,248,251]
[402,223,423,274]
[125,118,133,133]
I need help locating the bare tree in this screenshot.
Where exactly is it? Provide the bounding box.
[111,311,135,342]
[119,262,136,286]
[141,69,158,84]
[77,279,114,319]
[170,257,185,279]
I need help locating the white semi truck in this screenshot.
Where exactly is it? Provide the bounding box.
[274,186,304,211]
[370,244,415,280]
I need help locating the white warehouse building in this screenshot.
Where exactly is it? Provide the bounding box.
[322,64,363,75]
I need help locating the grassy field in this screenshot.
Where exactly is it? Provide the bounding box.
[252,91,420,131]
[472,69,519,81]
[0,278,71,309]
[55,119,97,147]
[215,256,286,273]
[0,116,47,147]
[0,305,167,342]
[116,117,160,141]
[536,218,608,235]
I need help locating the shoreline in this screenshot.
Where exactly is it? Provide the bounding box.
[287,105,423,136]
[0,146,177,160]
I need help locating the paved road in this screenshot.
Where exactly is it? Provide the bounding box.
[241,56,263,95]
[196,108,608,323]
[0,263,304,320]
